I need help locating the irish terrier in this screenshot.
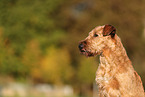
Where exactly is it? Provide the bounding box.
[78,24,144,97]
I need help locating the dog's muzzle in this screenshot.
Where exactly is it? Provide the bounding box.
[78,41,99,57]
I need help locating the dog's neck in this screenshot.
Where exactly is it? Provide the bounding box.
[101,36,131,68]
[96,35,132,83]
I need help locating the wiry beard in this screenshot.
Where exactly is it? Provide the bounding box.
[79,48,99,57]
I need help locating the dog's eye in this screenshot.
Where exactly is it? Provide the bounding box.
[94,34,98,37]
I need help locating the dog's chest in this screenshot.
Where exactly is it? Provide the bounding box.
[96,56,116,88]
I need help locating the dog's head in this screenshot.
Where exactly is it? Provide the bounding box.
[78,24,116,57]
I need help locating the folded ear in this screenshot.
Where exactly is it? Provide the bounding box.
[103,24,116,38]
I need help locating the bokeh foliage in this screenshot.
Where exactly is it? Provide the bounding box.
[0,0,145,96]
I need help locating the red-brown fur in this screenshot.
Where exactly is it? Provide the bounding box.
[79,25,145,97]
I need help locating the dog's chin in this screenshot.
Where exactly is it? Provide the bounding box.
[80,49,98,57]
[85,52,96,57]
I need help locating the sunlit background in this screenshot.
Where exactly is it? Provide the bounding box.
[0,0,145,97]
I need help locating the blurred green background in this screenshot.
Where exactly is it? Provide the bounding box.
[0,0,145,97]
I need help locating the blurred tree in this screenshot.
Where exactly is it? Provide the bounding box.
[0,0,66,56]
[0,29,25,77]
[22,40,42,78]
[31,46,74,84]
[78,57,98,85]
[77,56,98,96]
[0,0,68,79]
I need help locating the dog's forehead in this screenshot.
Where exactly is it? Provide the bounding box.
[89,25,104,35]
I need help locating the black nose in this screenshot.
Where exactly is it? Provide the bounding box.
[78,44,84,50]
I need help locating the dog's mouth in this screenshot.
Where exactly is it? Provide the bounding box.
[79,48,98,57]
[78,43,99,57]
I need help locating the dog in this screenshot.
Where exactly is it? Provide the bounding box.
[78,24,145,97]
